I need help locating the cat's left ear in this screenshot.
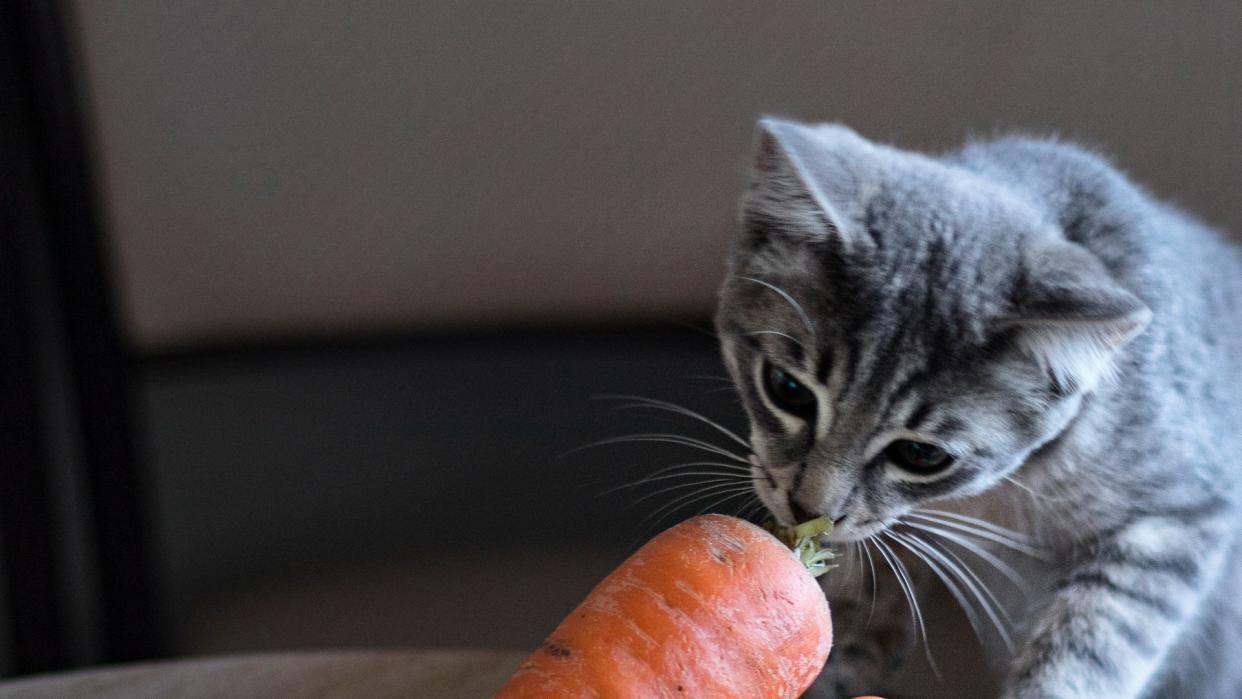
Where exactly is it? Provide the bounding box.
[748,118,878,252]
[1001,240,1152,394]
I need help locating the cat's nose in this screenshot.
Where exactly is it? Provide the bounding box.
[788,497,816,523]
[788,495,849,525]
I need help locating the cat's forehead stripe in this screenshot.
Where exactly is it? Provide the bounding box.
[904,401,936,431]
[815,351,832,386]
[787,337,804,364]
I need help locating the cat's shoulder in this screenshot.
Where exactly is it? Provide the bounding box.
[952,131,1126,185]
[947,131,1163,233]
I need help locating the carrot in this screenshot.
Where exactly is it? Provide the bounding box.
[495,514,835,698]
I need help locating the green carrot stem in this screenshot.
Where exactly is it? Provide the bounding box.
[765,516,837,578]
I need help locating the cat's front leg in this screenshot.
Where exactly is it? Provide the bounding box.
[1003,509,1230,699]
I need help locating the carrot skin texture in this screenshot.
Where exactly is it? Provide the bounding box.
[495,514,833,698]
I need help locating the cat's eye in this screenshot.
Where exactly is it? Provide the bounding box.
[885,440,954,474]
[762,363,816,417]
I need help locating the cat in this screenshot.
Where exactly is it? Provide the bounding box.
[713,118,1242,698]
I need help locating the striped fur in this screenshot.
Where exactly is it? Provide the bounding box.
[715,119,1242,697]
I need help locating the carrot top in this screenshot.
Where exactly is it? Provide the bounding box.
[764,516,837,578]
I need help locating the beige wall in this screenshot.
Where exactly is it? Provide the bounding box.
[70,2,1242,352]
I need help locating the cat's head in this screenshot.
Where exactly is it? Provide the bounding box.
[715,118,1151,541]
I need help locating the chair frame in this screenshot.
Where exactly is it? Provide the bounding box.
[0,0,161,675]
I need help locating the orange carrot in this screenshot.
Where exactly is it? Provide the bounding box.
[495,514,834,698]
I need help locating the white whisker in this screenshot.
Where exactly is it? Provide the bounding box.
[852,541,865,608]
[1001,474,1056,501]
[737,276,817,340]
[695,488,760,517]
[921,533,1019,630]
[743,330,806,350]
[873,536,941,681]
[860,537,879,624]
[603,461,753,495]
[595,395,751,449]
[641,482,756,528]
[886,530,990,648]
[902,520,1032,592]
[639,460,754,480]
[631,477,751,507]
[907,511,1047,559]
[738,500,767,521]
[565,433,750,465]
[891,530,1015,653]
[912,509,1039,546]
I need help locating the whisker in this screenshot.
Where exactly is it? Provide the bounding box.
[907,511,1047,559]
[743,330,806,350]
[734,502,763,523]
[911,509,1039,546]
[920,532,1019,632]
[694,488,760,517]
[873,536,941,681]
[642,490,756,533]
[630,476,751,507]
[886,530,989,646]
[603,460,753,496]
[834,541,863,637]
[739,499,769,522]
[606,469,750,496]
[727,493,763,518]
[1001,475,1070,534]
[891,530,1014,653]
[683,375,735,383]
[638,460,753,480]
[1001,474,1058,501]
[641,493,739,533]
[564,433,750,465]
[927,536,1017,652]
[640,482,756,528]
[828,540,855,599]
[860,537,879,624]
[901,521,1031,592]
[737,276,816,340]
[997,477,1044,539]
[625,474,750,501]
[852,541,865,608]
[595,395,750,449]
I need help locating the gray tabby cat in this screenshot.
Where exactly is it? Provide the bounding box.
[714,118,1242,698]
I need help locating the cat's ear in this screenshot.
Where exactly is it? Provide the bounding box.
[1001,240,1152,394]
[748,117,876,251]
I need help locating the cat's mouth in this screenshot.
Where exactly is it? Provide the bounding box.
[821,516,894,544]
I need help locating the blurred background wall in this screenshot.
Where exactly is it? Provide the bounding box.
[9,0,1239,676]
[72,1,1242,351]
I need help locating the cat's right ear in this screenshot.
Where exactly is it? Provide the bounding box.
[746,118,876,253]
[1000,240,1153,395]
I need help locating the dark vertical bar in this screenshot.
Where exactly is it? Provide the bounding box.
[2,0,162,664]
[0,119,72,676]
[0,4,72,674]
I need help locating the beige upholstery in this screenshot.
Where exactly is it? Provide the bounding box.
[0,650,525,699]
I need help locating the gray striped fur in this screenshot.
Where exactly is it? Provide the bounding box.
[715,118,1242,698]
